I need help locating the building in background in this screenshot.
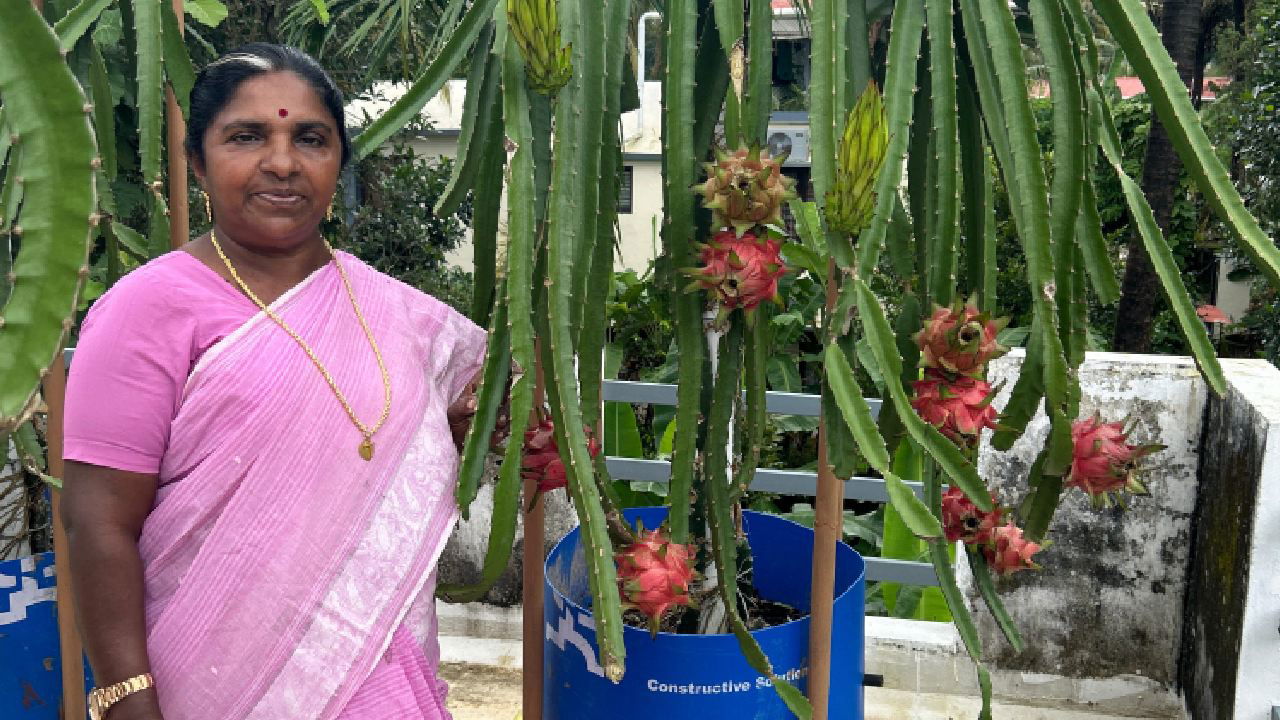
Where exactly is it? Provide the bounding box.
[346,3,817,274]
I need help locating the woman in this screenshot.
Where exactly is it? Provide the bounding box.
[61,44,487,720]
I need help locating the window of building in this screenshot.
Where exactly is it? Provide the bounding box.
[619,166,634,214]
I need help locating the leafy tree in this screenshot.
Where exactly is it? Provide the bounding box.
[989,98,1215,355]
[328,133,474,313]
[1206,0,1280,362]
[1112,0,1204,352]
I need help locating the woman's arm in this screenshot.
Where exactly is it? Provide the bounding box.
[62,461,164,720]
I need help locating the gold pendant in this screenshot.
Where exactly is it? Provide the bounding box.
[359,438,374,461]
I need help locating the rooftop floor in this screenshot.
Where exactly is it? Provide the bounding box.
[438,636,1176,720]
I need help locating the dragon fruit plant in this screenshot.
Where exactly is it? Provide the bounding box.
[2,0,1277,718]
[333,0,1280,717]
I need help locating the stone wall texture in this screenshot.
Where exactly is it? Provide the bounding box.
[976,352,1207,686]
[1179,359,1280,720]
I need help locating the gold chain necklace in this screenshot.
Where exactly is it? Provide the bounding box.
[209,228,392,461]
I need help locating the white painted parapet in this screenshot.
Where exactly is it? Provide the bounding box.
[1181,358,1280,720]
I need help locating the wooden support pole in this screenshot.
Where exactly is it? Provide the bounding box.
[807,257,842,719]
[522,352,546,720]
[166,0,188,249]
[31,4,87,718]
[45,353,86,720]
[521,475,545,720]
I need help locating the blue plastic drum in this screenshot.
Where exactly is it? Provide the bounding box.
[543,508,865,719]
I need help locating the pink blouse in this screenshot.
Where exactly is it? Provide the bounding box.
[66,251,294,474]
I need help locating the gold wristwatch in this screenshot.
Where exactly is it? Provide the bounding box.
[88,672,154,720]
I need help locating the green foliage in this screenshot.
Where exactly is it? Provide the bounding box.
[329,134,473,314]
[1206,0,1280,363]
[0,1,98,431]
[988,98,1216,355]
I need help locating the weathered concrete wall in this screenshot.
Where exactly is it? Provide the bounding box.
[437,457,580,605]
[1179,359,1280,720]
[974,352,1207,687]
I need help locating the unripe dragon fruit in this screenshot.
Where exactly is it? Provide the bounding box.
[941,487,1003,545]
[693,144,797,237]
[914,298,1010,377]
[520,419,600,493]
[1066,415,1163,507]
[911,370,1000,447]
[983,522,1042,576]
[684,230,787,322]
[826,81,889,236]
[615,528,697,632]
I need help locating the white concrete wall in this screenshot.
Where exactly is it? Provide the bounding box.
[1219,360,1280,719]
[976,352,1206,687]
[352,79,671,275]
[616,159,664,273]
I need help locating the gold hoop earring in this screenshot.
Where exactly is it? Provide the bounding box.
[326,203,334,222]
[203,192,213,221]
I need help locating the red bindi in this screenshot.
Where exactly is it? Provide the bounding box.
[278,108,289,118]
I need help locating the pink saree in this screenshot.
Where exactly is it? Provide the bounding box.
[135,254,484,719]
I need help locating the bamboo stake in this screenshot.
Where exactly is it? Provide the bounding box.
[45,353,85,720]
[166,0,188,249]
[521,350,546,720]
[807,257,842,719]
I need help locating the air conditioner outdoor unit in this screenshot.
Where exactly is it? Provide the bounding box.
[765,126,810,164]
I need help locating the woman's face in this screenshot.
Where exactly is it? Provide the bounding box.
[194,71,341,251]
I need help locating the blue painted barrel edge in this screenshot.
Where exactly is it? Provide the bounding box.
[543,508,866,719]
[1,551,93,718]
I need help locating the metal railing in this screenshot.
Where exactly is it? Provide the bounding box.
[602,379,940,587]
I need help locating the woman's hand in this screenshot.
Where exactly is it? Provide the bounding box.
[446,383,479,452]
[446,370,513,454]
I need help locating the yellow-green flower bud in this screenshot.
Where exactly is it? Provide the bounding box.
[826,82,889,236]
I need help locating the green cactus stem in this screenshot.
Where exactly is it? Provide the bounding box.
[743,0,772,144]
[541,0,625,682]
[352,0,501,160]
[925,0,959,308]
[0,0,97,432]
[160,0,195,121]
[662,0,705,546]
[854,0,922,276]
[440,10,542,603]
[53,0,113,52]
[134,0,163,189]
[957,67,995,309]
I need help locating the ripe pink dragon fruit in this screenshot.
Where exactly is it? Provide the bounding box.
[914,298,1010,377]
[941,487,1003,545]
[983,522,1042,576]
[520,419,600,493]
[684,230,787,321]
[693,144,797,236]
[911,370,1000,447]
[1066,415,1163,506]
[615,528,697,632]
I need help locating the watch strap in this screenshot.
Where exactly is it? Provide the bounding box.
[88,672,154,720]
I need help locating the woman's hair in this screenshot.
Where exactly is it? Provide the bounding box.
[185,43,352,167]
